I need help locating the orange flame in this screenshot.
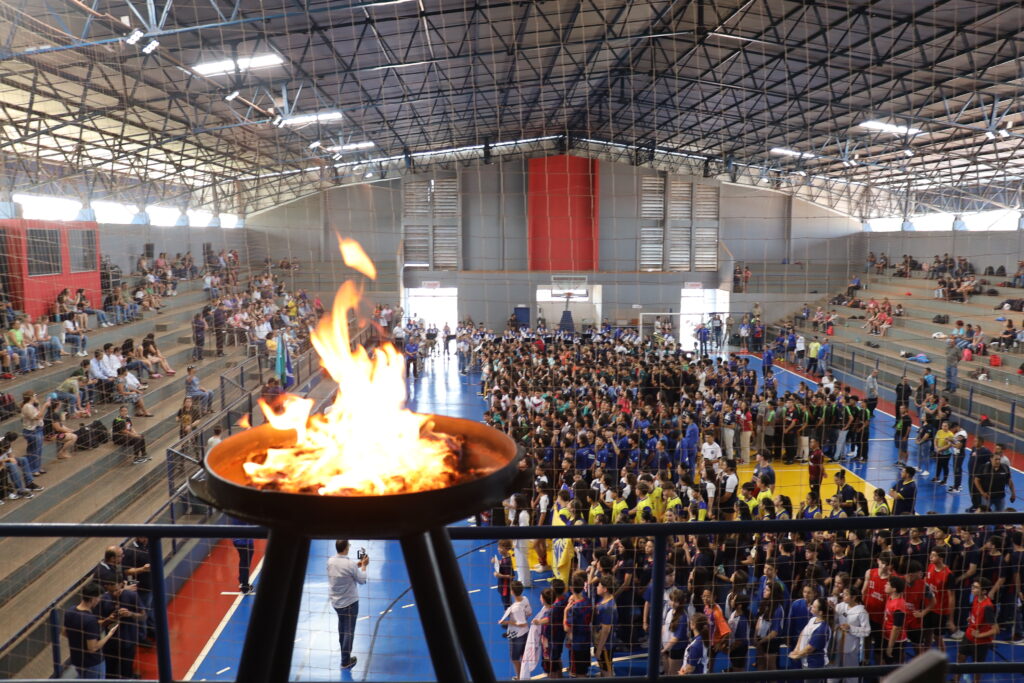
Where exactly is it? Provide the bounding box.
[241,238,461,496]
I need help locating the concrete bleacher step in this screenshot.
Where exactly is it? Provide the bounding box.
[0,346,252,667]
[0,434,185,678]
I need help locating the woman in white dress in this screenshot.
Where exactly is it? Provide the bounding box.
[830,589,870,683]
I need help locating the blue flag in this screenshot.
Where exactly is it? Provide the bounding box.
[276,336,296,389]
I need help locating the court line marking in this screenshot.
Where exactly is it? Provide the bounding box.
[184,556,265,680]
[215,667,231,675]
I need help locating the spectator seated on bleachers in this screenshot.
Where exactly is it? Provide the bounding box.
[997,320,1018,350]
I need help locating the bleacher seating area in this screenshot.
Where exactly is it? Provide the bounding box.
[770,256,1024,452]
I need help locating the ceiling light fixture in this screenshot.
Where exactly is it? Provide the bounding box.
[770,147,817,159]
[224,90,240,101]
[325,141,376,152]
[903,149,914,157]
[141,39,159,54]
[859,120,922,136]
[125,29,144,45]
[193,53,284,76]
[985,131,996,140]
[365,171,374,178]
[999,129,1010,138]
[280,111,343,126]
[308,140,322,150]
[271,114,283,126]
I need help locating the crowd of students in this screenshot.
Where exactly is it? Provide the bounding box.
[456,323,1022,678]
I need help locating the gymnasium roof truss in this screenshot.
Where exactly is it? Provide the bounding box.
[0,0,1021,219]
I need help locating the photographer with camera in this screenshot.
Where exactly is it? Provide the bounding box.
[327,539,369,670]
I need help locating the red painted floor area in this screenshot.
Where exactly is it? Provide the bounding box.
[136,539,266,679]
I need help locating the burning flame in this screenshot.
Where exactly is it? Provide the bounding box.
[241,238,463,496]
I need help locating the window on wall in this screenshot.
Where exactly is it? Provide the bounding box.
[68,230,97,272]
[402,175,461,270]
[26,229,62,276]
[638,176,719,272]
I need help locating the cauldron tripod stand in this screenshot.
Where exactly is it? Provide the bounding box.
[192,416,523,683]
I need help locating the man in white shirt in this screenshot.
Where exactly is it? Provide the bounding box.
[327,540,368,670]
[701,432,723,472]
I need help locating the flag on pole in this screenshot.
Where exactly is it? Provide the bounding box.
[276,335,296,389]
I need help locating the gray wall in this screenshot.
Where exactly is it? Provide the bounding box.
[849,230,1024,273]
[461,160,528,270]
[719,184,788,262]
[719,185,861,264]
[598,161,643,271]
[245,181,403,266]
[98,223,248,274]
[244,193,323,264]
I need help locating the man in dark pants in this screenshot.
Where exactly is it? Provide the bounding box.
[122,537,155,641]
[967,439,993,511]
[229,517,256,594]
[894,376,913,413]
[974,447,1016,512]
[212,303,228,357]
[64,582,117,679]
[98,577,145,679]
[327,539,369,670]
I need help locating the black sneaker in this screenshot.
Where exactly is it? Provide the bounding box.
[341,657,357,670]
[27,482,43,491]
[16,489,34,499]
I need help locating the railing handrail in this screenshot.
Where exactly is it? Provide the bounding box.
[5,510,1019,540]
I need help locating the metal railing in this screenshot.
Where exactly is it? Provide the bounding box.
[2,512,1022,681]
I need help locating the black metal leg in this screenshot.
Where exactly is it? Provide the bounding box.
[236,531,311,683]
[400,531,470,683]
[428,527,497,683]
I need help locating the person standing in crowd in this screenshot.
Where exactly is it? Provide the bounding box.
[882,576,910,664]
[864,369,879,414]
[833,588,869,680]
[499,580,532,678]
[945,338,960,393]
[20,391,48,477]
[973,447,1016,511]
[890,466,917,516]
[97,576,145,680]
[64,582,118,679]
[958,577,997,682]
[894,375,913,413]
[563,574,592,678]
[327,539,369,670]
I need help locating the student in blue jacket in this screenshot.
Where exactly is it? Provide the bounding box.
[788,597,832,678]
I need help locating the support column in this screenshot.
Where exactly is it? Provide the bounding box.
[236,531,311,683]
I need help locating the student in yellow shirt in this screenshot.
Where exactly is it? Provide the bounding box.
[933,420,955,486]
[661,481,683,520]
[632,482,655,522]
[609,487,629,524]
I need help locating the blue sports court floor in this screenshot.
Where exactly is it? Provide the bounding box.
[185,351,1024,681]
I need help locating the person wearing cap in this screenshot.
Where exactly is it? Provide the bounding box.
[890,466,917,516]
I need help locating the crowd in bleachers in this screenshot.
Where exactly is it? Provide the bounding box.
[0,249,319,503]
[419,319,1024,678]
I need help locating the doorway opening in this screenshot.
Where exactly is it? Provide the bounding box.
[402,287,459,329]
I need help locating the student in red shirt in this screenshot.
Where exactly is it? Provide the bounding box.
[958,577,998,682]
[882,575,910,664]
[924,549,956,650]
[902,560,935,653]
[862,550,893,664]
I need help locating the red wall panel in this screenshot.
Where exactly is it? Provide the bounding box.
[1,219,102,319]
[527,155,599,271]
